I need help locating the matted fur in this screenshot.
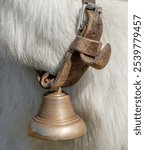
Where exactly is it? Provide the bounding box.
[0,0,128,150]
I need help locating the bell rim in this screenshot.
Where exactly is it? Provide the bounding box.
[27,117,87,141]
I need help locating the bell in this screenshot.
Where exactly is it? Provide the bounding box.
[27,91,86,140]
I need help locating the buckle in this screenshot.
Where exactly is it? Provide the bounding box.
[77,2,102,31]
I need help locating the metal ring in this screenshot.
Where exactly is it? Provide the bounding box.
[77,3,102,32]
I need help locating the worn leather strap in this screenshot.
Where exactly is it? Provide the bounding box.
[38,0,111,90]
[82,0,96,3]
[70,36,102,57]
[51,10,102,90]
[80,43,111,70]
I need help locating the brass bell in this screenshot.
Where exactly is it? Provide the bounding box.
[27,91,86,140]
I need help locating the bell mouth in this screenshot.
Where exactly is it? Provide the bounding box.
[27,115,87,141]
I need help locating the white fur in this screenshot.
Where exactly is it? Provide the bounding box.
[0,0,128,150]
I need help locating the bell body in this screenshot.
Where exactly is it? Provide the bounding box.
[27,91,86,140]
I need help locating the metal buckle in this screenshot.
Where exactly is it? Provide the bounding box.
[77,2,102,31]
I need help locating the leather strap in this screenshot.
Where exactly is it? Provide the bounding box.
[52,10,104,90]
[82,0,96,4]
[70,36,102,57]
[38,0,111,91]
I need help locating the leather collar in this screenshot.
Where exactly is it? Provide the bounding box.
[37,0,111,91]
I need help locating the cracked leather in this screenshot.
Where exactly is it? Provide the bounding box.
[38,0,111,90]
